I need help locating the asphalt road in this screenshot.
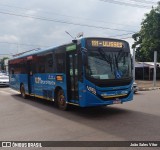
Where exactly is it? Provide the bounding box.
[0,87,160,149]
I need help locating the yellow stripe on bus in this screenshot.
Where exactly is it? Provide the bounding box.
[102,94,127,98]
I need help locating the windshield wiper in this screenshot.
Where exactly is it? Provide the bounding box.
[97,48,113,71]
[114,49,125,69]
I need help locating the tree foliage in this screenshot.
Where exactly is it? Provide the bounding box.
[132,2,160,62]
[0,57,9,70]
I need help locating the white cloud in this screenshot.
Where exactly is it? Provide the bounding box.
[0,0,158,56]
[0,35,19,43]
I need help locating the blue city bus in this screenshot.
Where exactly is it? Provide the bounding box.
[9,37,133,110]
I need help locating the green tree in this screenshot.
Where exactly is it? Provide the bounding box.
[0,57,9,70]
[132,2,160,62]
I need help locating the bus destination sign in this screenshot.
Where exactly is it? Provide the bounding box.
[90,40,123,48]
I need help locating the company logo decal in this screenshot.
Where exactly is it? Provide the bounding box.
[35,77,55,85]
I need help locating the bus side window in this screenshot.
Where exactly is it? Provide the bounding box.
[39,66,45,73]
[11,69,14,75]
[55,48,65,73]
[45,53,53,73]
[52,52,56,73]
[36,55,45,73]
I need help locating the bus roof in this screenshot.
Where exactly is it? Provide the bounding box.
[9,37,129,60]
[10,43,69,60]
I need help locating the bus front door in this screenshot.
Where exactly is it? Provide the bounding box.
[66,52,79,101]
[27,60,34,95]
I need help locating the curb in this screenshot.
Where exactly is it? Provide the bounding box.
[139,87,160,91]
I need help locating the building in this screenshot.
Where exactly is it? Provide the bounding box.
[135,62,160,80]
[4,59,9,73]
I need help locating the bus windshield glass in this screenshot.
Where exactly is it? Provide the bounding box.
[86,47,132,80]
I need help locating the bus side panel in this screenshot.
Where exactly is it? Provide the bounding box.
[20,74,29,94]
[34,74,44,97]
[10,74,28,92]
[78,81,87,107]
[54,74,67,101]
[34,73,67,101]
[9,74,19,91]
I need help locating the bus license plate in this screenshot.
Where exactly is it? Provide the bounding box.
[113,99,121,104]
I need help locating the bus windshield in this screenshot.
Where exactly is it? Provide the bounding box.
[86,48,132,80]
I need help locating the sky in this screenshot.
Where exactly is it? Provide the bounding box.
[0,0,159,58]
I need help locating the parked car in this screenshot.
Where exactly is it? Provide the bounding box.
[0,71,9,86]
[133,82,139,93]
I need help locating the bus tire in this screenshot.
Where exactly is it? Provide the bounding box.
[56,89,68,111]
[20,84,27,99]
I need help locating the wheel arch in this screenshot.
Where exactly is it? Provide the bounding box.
[54,86,69,110]
[54,86,62,100]
[20,82,24,91]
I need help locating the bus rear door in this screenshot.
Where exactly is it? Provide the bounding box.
[27,59,34,95]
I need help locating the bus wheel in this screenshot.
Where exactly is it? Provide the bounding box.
[57,89,68,110]
[20,84,27,99]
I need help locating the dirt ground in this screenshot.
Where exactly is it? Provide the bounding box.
[135,80,160,88]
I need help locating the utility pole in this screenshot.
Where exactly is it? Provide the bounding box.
[133,48,135,82]
[17,43,19,53]
[0,59,1,70]
[153,51,157,87]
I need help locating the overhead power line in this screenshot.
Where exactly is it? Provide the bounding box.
[128,0,157,5]
[109,32,134,38]
[0,3,138,28]
[0,54,11,55]
[121,37,133,39]
[0,41,48,47]
[100,0,154,8]
[0,10,136,33]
